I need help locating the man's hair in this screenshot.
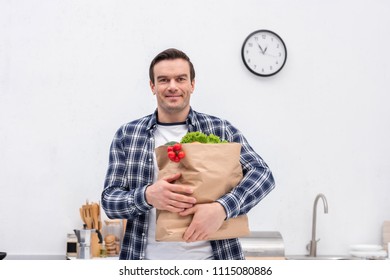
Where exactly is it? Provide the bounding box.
[149,48,195,84]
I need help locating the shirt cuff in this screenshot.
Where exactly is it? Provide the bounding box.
[133,184,153,213]
[216,194,240,219]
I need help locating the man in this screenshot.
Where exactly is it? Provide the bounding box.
[101,48,275,260]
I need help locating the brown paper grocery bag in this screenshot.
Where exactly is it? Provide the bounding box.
[155,143,250,241]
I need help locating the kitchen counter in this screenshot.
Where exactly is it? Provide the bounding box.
[67,256,119,260]
[5,255,68,260]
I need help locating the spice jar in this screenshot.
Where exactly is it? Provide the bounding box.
[100,241,107,258]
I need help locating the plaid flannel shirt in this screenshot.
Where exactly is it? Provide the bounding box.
[101,108,275,260]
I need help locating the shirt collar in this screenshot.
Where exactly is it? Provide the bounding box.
[146,109,158,131]
[186,107,197,131]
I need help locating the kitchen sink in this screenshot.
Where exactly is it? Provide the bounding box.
[286,255,357,260]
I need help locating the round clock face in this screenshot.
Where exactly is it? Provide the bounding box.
[241,30,287,77]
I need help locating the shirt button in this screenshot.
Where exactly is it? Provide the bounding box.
[148,158,152,162]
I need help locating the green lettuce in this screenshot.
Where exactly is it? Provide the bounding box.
[180,132,227,144]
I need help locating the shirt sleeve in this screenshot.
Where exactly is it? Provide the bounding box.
[101,126,152,220]
[216,123,275,219]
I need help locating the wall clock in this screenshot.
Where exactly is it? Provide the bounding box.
[241,29,287,77]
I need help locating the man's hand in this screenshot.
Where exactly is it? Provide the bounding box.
[179,202,227,242]
[145,173,196,212]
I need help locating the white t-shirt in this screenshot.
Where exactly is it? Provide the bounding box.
[145,123,213,260]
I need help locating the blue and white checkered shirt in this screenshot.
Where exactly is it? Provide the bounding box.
[101,108,275,260]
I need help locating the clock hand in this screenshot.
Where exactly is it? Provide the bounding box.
[264,46,268,54]
[257,43,265,54]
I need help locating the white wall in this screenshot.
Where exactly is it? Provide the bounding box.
[1,0,389,256]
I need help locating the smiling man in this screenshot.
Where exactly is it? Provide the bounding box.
[150,57,194,122]
[101,48,275,260]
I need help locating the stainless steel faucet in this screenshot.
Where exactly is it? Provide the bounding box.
[308,193,328,257]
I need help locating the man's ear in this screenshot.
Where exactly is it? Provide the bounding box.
[150,80,156,95]
[191,79,195,93]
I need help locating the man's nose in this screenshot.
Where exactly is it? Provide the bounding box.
[168,80,178,90]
